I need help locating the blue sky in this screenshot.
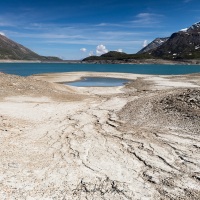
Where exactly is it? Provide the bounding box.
[0,0,199,59]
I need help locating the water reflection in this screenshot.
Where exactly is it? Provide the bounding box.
[65,77,130,87]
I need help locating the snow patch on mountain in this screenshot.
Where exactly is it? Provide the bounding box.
[180,28,188,32]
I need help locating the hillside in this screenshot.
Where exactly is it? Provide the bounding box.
[0,34,61,61]
[82,51,153,63]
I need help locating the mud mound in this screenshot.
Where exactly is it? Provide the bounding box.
[156,89,200,120]
[118,89,200,133]
[0,73,86,101]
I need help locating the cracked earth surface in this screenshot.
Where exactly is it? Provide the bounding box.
[0,72,200,199]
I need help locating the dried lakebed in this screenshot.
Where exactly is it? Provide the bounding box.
[0,72,200,199]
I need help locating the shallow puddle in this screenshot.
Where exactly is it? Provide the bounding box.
[65,77,130,87]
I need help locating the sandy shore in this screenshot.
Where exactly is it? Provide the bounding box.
[0,71,200,199]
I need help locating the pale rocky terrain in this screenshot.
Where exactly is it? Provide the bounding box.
[0,71,200,200]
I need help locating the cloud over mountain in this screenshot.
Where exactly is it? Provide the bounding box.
[96,44,108,55]
[80,48,87,52]
[143,40,148,47]
[0,32,5,36]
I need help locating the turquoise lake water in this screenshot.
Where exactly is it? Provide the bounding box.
[0,63,200,76]
[66,77,130,87]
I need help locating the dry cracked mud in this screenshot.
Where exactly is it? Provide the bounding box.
[0,72,200,200]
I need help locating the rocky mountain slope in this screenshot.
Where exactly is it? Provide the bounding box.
[151,22,200,59]
[137,37,169,54]
[0,34,61,61]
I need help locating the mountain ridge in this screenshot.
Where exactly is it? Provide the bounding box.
[0,34,62,61]
[83,21,200,63]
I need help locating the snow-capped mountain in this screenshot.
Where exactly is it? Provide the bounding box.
[182,22,200,32]
[151,22,200,59]
[84,21,200,61]
[137,37,169,54]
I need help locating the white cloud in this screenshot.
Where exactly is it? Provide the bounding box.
[116,49,123,52]
[143,40,148,47]
[96,44,108,56]
[96,23,108,27]
[0,32,5,36]
[89,51,94,56]
[132,13,163,25]
[80,48,87,52]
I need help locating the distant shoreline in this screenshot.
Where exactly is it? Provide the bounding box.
[0,59,200,65]
[0,60,81,64]
[82,58,200,65]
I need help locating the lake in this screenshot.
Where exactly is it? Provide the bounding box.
[0,63,200,76]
